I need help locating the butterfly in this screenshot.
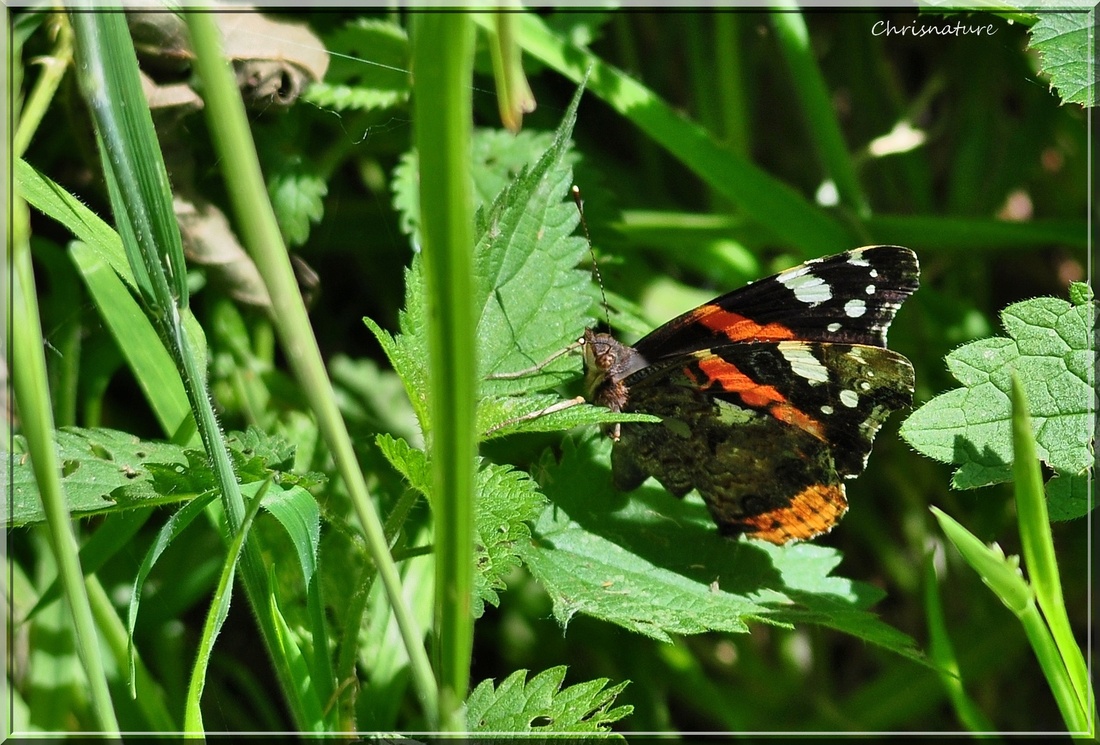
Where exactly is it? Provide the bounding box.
[494,245,919,545]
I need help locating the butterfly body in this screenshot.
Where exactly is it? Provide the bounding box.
[583,245,919,544]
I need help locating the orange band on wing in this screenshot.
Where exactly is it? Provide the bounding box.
[695,356,826,440]
[690,307,797,342]
[696,357,785,407]
[739,483,848,544]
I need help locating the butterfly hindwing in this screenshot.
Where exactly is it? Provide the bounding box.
[611,341,914,542]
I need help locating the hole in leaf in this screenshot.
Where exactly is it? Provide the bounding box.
[90,444,112,460]
[62,460,80,477]
[529,715,553,728]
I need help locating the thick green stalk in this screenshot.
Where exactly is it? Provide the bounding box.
[412,13,477,733]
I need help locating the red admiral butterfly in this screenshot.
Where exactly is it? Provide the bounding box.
[498,245,919,545]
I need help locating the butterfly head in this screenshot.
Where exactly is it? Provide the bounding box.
[581,329,649,414]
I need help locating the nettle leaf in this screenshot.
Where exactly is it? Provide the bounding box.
[376,434,546,616]
[900,289,1096,502]
[470,105,593,390]
[304,19,410,112]
[1029,10,1096,107]
[375,84,606,439]
[4,426,322,526]
[474,457,549,615]
[364,266,431,433]
[392,129,557,245]
[521,434,924,662]
[467,666,632,736]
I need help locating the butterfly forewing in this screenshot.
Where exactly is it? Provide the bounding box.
[633,245,919,359]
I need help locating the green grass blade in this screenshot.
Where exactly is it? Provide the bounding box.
[770,7,869,218]
[70,12,188,312]
[127,492,216,698]
[1010,376,1095,731]
[262,485,334,721]
[183,482,268,733]
[24,509,150,624]
[931,506,1087,733]
[411,13,477,733]
[922,553,995,731]
[11,184,120,733]
[69,243,193,437]
[14,14,72,158]
[85,576,176,730]
[714,13,749,158]
[1015,603,1090,734]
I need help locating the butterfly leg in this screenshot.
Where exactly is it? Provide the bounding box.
[482,395,586,437]
[485,339,584,380]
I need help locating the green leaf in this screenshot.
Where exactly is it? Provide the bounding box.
[183,481,268,732]
[478,393,658,441]
[1046,473,1093,521]
[467,666,632,735]
[17,158,134,288]
[1029,10,1096,107]
[70,242,194,437]
[469,102,594,390]
[900,291,1096,490]
[19,160,212,439]
[4,426,320,526]
[376,433,431,495]
[304,19,410,112]
[376,434,547,616]
[268,162,327,247]
[522,434,924,662]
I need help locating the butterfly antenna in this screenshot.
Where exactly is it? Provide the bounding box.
[571,185,611,329]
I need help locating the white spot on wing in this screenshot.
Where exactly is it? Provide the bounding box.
[779,342,830,385]
[848,253,871,267]
[778,266,833,304]
[821,404,834,415]
[840,389,860,408]
[865,284,876,295]
[845,299,867,318]
[827,322,842,333]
